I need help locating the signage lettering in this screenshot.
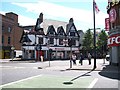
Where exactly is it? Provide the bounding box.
[105,18,110,31]
[108,34,120,47]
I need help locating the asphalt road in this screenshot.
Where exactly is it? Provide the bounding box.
[0,59,119,89]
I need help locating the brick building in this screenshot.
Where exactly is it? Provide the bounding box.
[0,12,23,59]
[107,1,120,65]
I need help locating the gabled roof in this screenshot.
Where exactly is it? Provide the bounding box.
[20,31,32,43]
[57,26,66,36]
[46,25,57,36]
[66,23,80,37]
[35,13,43,32]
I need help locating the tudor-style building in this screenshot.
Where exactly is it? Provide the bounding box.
[20,14,80,60]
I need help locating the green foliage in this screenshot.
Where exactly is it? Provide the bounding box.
[97,30,108,49]
[82,29,93,51]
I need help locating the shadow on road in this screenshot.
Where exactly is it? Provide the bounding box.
[70,69,93,81]
[63,69,93,85]
[98,65,119,80]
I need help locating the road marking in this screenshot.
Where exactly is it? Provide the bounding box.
[0,66,13,68]
[0,74,42,88]
[14,67,25,69]
[88,78,98,88]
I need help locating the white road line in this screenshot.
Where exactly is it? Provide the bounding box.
[88,78,98,88]
[0,74,42,88]
[0,66,13,68]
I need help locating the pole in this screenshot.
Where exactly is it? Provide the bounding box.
[12,50,13,61]
[93,0,97,69]
[11,46,15,62]
[70,46,72,68]
[38,50,40,61]
[47,39,50,67]
[49,49,50,67]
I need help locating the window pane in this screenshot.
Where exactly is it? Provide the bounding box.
[59,39,63,45]
[2,36,4,44]
[50,38,54,44]
[70,32,75,36]
[8,37,11,44]
[2,26,4,32]
[39,37,43,44]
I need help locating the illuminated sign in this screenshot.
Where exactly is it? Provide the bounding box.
[109,8,116,23]
[105,18,110,31]
[108,34,120,47]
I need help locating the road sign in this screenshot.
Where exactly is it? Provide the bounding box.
[35,44,42,50]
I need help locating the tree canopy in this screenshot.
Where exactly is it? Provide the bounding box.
[82,29,93,51]
[97,30,108,52]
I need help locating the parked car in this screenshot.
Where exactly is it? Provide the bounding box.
[105,55,110,61]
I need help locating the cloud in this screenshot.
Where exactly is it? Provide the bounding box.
[12,1,108,30]
[18,15,36,26]
[1,0,107,3]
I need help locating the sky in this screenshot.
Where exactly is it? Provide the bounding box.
[0,0,109,31]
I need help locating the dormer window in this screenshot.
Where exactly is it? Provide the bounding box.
[59,32,63,35]
[70,32,75,36]
[50,32,54,35]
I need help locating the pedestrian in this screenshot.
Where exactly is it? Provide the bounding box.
[88,53,91,65]
[72,54,76,65]
[79,53,83,65]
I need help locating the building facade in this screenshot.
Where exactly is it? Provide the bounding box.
[0,12,23,59]
[20,15,80,60]
[107,1,120,65]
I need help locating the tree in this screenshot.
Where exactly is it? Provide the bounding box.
[97,30,108,56]
[82,29,93,52]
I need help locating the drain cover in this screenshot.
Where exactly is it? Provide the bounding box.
[63,81,73,85]
[38,67,42,69]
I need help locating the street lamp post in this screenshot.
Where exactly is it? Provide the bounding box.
[68,38,73,68]
[70,46,72,68]
[11,46,15,61]
[89,28,100,69]
[47,37,51,67]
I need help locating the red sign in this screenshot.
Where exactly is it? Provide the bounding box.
[109,8,116,23]
[105,18,110,31]
[108,34,120,47]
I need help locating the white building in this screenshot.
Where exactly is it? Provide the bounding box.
[20,14,80,61]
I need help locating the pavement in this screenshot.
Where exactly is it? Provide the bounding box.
[0,58,119,89]
[0,58,118,72]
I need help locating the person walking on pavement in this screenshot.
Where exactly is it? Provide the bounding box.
[88,53,91,65]
[72,54,76,65]
[79,53,83,65]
